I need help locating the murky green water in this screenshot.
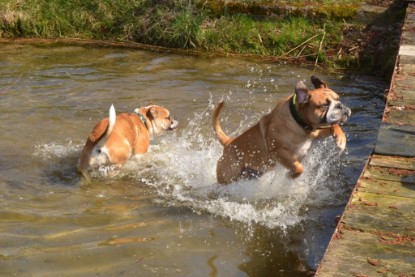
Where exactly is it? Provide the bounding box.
[0,43,386,276]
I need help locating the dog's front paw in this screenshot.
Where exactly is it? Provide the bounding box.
[289,161,304,179]
[331,124,347,153]
[334,132,347,153]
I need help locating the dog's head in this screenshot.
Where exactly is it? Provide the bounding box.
[136,105,178,135]
[294,76,351,128]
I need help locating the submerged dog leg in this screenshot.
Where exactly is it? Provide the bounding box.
[241,167,264,180]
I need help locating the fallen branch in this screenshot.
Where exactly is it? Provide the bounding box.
[315,23,326,68]
[296,44,308,58]
[281,34,319,57]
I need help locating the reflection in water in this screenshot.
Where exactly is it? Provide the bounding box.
[207,255,218,277]
[0,43,386,276]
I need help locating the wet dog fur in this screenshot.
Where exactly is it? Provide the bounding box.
[79,104,178,182]
[213,76,351,184]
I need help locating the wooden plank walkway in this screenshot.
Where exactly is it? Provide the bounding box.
[316,3,415,276]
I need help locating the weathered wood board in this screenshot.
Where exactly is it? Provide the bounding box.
[384,107,415,125]
[317,229,415,277]
[345,191,415,236]
[316,3,415,275]
[370,154,415,170]
[359,172,415,197]
[374,124,415,157]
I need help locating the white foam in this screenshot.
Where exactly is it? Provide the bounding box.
[34,140,82,159]
[123,106,342,230]
[33,106,343,230]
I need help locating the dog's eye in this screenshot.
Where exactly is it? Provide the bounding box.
[320,104,329,110]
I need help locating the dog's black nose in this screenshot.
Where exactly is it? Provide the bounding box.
[345,107,352,116]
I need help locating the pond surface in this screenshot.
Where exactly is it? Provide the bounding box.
[0,43,386,276]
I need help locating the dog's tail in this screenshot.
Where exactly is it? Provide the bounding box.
[213,101,234,147]
[93,104,116,147]
[107,104,116,137]
[78,104,117,183]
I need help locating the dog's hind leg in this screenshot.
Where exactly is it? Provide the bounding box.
[216,156,243,184]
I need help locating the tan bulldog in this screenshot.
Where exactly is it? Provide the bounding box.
[79,104,178,181]
[213,76,351,184]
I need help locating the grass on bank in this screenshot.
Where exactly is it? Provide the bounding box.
[0,0,405,78]
[0,0,356,57]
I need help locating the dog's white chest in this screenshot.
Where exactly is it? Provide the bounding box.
[295,139,313,159]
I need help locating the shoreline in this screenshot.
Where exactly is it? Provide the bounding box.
[0,0,406,80]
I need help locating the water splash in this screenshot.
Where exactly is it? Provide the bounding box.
[34,140,82,159]
[122,104,342,231]
[33,104,343,231]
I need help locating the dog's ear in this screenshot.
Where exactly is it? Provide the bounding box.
[146,107,158,119]
[295,81,309,104]
[311,75,327,88]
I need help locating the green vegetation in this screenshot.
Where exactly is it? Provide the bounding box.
[0,0,406,79]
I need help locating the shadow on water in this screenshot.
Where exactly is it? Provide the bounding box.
[0,44,387,276]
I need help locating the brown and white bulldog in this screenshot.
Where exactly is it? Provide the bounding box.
[213,76,351,184]
[79,104,178,181]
